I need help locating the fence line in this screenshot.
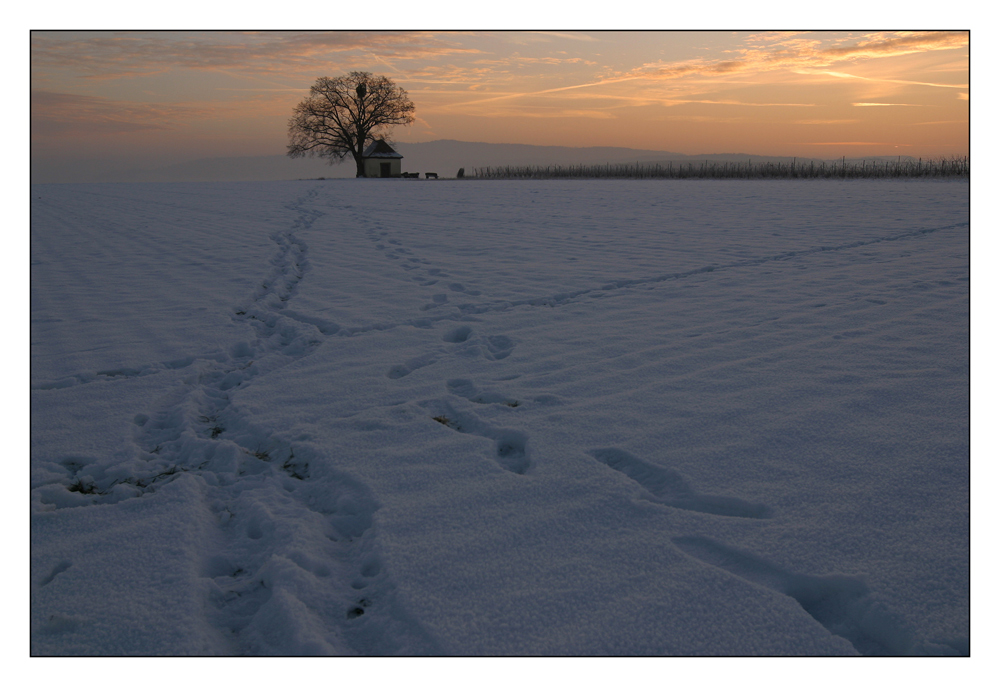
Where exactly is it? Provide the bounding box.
[472,157,969,180]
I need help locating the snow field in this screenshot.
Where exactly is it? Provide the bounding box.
[31,179,968,655]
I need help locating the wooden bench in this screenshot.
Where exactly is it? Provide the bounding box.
[424,172,438,179]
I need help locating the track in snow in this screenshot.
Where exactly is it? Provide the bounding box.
[32,189,439,655]
[672,535,967,656]
[32,185,967,655]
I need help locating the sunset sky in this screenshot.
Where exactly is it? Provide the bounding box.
[30,30,969,178]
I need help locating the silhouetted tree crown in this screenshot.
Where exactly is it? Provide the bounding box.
[287,72,416,177]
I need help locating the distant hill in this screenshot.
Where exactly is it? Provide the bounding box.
[36,140,921,184]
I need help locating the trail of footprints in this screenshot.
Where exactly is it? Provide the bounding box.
[584,447,953,653]
[361,219,966,323]
[382,319,531,475]
[386,326,515,381]
[361,221,482,313]
[34,189,437,655]
[367,223,963,654]
[369,222,968,655]
[36,220,962,392]
[422,395,531,475]
[35,192,964,655]
[387,316,953,654]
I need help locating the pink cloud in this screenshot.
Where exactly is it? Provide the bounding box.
[31,31,482,80]
[31,90,217,136]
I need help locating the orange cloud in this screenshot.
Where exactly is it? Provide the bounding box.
[817,71,967,89]
[634,31,968,83]
[804,142,913,146]
[473,56,597,67]
[829,31,968,58]
[432,31,968,119]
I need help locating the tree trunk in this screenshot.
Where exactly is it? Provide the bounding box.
[353,124,367,177]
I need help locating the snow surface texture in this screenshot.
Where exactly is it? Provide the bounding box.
[31,179,969,656]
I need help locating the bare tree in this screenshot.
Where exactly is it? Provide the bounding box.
[287,72,416,177]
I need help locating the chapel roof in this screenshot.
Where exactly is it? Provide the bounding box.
[363,140,403,159]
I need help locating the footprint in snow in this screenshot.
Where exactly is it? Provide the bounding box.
[447,379,520,407]
[442,326,473,343]
[671,535,965,656]
[483,335,514,361]
[423,400,530,475]
[587,448,770,519]
[385,353,438,379]
[441,325,512,358]
[386,328,515,381]
[419,294,448,311]
[447,282,482,296]
[39,561,73,587]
